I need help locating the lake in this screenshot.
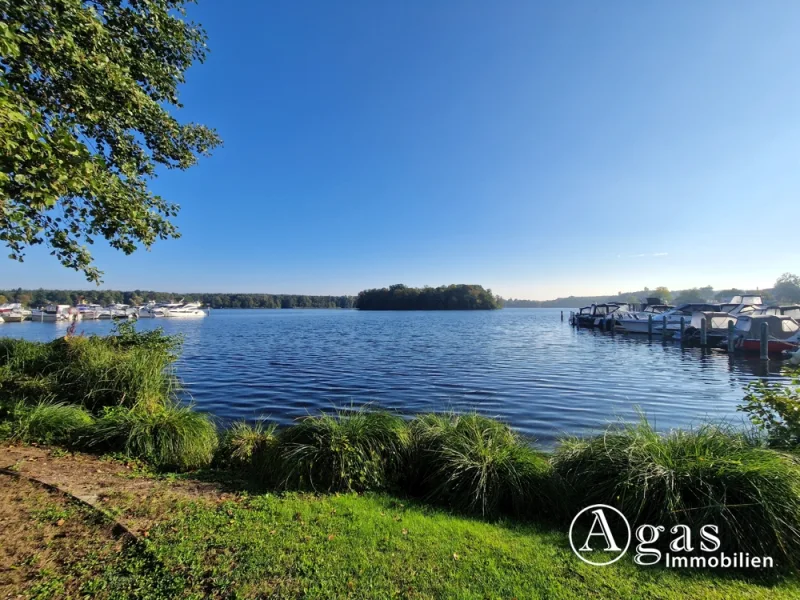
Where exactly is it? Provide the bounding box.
[2,308,790,445]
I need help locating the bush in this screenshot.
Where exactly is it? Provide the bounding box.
[5,401,94,445]
[0,326,181,412]
[91,403,218,471]
[553,419,800,564]
[409,413,556,518]
[740,367,800,448]
[278,409,410,492]
[217,420,278,478]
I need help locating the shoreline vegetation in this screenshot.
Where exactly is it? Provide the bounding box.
[1,326,800,596]
[3,272,798,311]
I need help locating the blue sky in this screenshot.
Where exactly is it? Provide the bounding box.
[2,0,799,299]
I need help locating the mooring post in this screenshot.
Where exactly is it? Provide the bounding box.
[680,316,686,344]
[648,314,653,338]
[700,318,708,347]
[760,322,770,361]
[662,315,667,340]
[561,311,564,322]
[727,320,735,353]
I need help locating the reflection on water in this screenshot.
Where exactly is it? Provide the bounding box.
[3,308,793,445]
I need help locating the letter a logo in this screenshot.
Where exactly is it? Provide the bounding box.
[569,504,631,566]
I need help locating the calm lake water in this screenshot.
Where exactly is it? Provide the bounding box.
[3,308,791,445]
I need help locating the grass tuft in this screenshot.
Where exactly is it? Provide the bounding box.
[409,413,557,518]
[5,400,94,445]
[217,420,279,479]
[278,408,410,492]
[91,402,218,471]
[553,418,800,564]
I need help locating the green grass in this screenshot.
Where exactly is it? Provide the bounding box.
[409,413,557,519]
[71,491,800,599]
[90,403,218,471]
[553,419,800,566]
[4,400,94,445]
[277,408,411,492]
[0,327,180,412]
[216,419,279,478]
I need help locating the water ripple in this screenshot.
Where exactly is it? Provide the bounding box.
[3,308,791,446]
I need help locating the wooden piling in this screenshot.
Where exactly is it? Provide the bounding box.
[700,318,707,347]
[561,311,563,322]
[727,320,735,353]
[648,314,653,338]
[680,316,686,344]
[760,322,769,361]
[662,315,667,340]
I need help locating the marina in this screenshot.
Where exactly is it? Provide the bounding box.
[569,295,800,359]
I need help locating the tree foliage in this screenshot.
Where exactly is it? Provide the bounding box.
[0,287,357,309]
[0,0,221,282]
[740,367,800,448]
[773,273,800,303]
[356,284,502,311]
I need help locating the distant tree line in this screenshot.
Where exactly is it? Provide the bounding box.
[502,274,800,308]
[356,284,502,310]
[0,289,357,309]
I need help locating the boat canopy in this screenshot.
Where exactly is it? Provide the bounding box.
[753,305,800,318]
[674,303,721,315]
[735,314,800,340]
[591,303,629,316]
[728,295,763,305]
[690,312,737,330]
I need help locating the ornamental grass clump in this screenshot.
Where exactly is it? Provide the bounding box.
[217,420,279,481]
[91,402,218,471]
[278,409,411,492]
[409,413,557,519]
[553,418,800,565]
[5,400,94,445]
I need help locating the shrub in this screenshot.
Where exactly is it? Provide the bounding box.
[0,326,181,412]
[217,420,278,478]
[91,403,218,471]
[740,367,800,448]
[6,401,94,445]
[278,409,410,492]
[50,334,180,412]
[409,413,556,518]
[553,419,800,564]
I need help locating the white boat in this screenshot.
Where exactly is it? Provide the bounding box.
[76,304,104,320]
[164,301,206,318]
[31,304,77,322]
[617,303,721,334]
[0,303,29,322]
[2,311,29,323]
[137,302,167,318]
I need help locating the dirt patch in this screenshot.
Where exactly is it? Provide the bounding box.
[0,473,124,598]
[0,444,230,537]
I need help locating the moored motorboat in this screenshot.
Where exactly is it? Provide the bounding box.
[164,301,206,318]
[733,314,800,354]
[31,304,76,322]
[618,303,721,335]
[574,303,629,328]
[2,311,29,322]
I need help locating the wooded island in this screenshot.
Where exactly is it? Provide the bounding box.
[355,284,502,310]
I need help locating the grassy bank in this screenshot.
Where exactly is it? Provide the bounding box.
[2,451,799,599]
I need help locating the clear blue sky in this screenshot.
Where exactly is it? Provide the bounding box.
[2,0,799,299]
